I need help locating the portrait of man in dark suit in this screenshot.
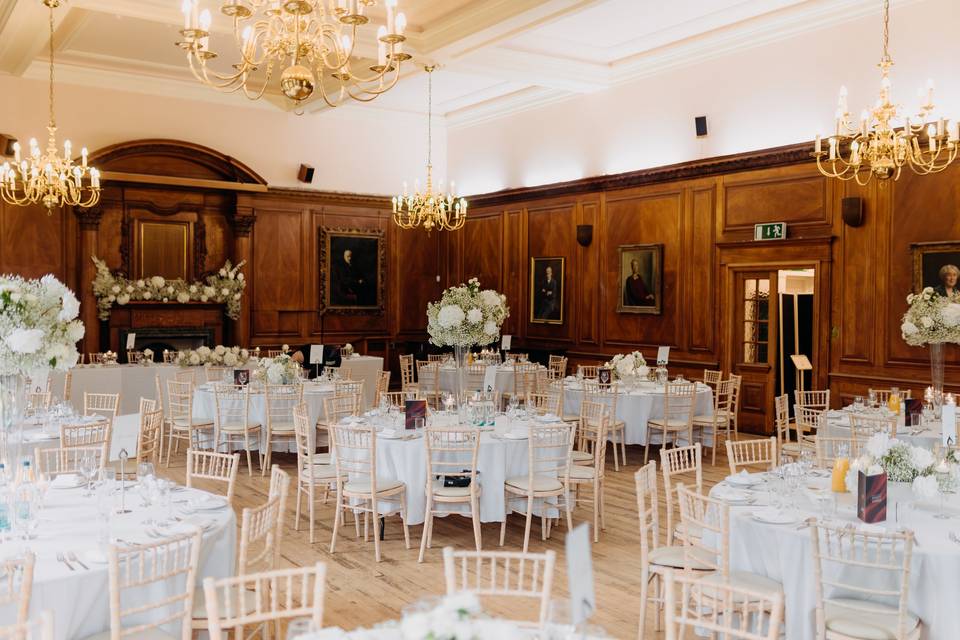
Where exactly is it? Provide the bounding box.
[321,229,384,313]
[530,257,564,324]
[617,244,662,315]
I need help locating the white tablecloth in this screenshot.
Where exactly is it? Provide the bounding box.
[192,383,334,452]
[824,409,938,449]
[561,380,713,445]
[7,413,141,464]
[50,365,181,415]
[339,356,383,410]
[0,484,235,640]
[437,364,547,396]
[710,474,960,640]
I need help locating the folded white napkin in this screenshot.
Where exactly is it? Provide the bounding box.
[51,474,82,489]
[380,429,397,438]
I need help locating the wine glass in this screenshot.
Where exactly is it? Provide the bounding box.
[79,451,99,497]
[137,462,156,482]
[868,389,878,409]
[853,395,864,411]
[799,449,816,477]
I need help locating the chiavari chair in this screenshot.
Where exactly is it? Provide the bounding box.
[464,363,488,394]
[26,390,51,416]
[135,408,164,466]
[378,390,421,408]
[726,437,778,474]
[796,404,825,450]
[105,531,201,640]
[775,393,804,461]
[796,389,831,412]
[166,379,214,466]
[548,355,568,380]
[374,370,391,405]
[419,427,482,562]
[126,349,142,365]
[0,612,52,640]
[692,378,735,465]
[328,422,410,562]
[565,406,608,542]
[202,564,326,640]
[186,449,240,503]
[83,392,120,424]
[442,547,556,630]
[645,382,697,465]
[213,383,262,476]
[850,412,898,441]
[293,404,336,544]
[416,360,442,409]
[815,435,863,468]
[262,383,303,476]
[265,349,284,358]
[505,353,528,363]
[869,388,913,404]
[662,567,785,640]
[660,443,702,546]
[428,353,447,363]
[572,400,605,467]
[577,364,600,380]
[0,552,34,625]
[61,369,72,403]
[526,391,561,417]
[60,420,111,463]
[702,369,722,389]
[586,385,628,470]
[500,423,575,553]
[333,379,364,400]
[35,446,104,477]
[809,520,921,640]
[174,369,196,384]
[399,354,418,393]
[503,362,540,409]
[205,365,232,384]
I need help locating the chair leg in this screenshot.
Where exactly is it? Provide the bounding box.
[308,484,316,545]
[499,503,508,547]
[329,494,342,554]
[600,479,607,531]
[638,570,650,640]
[619,428,627,466]
[400,494,411,550]
[418,504,433,563]
[644,438,651,465]
[295,482,302,531]
[611,438,620,472]
[522,495,534,553]
[471,497,482,552]
[261,434,271,477]
[372,506,382,562]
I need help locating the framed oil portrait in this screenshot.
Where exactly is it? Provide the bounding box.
[617,244,662,315]
[319,227,385,315]
[912,242,960,296]
[530,257,564,324]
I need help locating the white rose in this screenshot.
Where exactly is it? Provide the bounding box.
[240,349,249,360]
[223,352,238,366]
[480,290,501,307]
[66,321,85,343]
[266,363,285,383]
[483,320,497,335]
[143,291,153,300]
[117,294,130,305]
[177,292,190,303]
[200,295,208,302]
[166,286,175,295]
[151,276,165,288]
[437,305,466,328]
[9,293,20,303]
[204,286,215,297]
[143,348,153,357]
[921,316,934,328]
[237,273,245,281]
[901,321,919,336]
[136,279,145,288]
[219,268,227,277]
[466,308,483,323]
[45,343,70,367]
[221,287,230,296]
[944,304,960,327]
[5,328,43,354]
[189,285,198,294]
[234,293,241,300]
[215,345,226,355]
[282,344,289,352]
[912,474,938,499]
[125,285,134,293]
[111,284,121,294]
[188,353,200,365]
[59,289,80,321]
[909,446,934,472]
[866,432,892,459]
[162,297,169,302]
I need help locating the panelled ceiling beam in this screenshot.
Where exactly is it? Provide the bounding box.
[0,0,66,76]
[452,47,611,93]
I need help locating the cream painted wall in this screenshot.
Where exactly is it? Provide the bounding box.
[0,74,446,195]
[448,0,960,195]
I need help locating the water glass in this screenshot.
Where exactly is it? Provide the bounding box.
[868,390,878,408]
[853,395,864,411]
[799,449,815,476]
[137,462,156,482]
[80,452,98,497]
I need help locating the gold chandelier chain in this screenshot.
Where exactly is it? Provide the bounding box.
[48,3,56,131]
[880,0,891,65]
[426,65,433,172]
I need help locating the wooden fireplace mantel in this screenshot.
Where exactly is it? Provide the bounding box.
[105,301,227,352]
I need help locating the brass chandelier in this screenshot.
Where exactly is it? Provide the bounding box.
[393,66,466,232]
[814,0,957,185]
[177,0,409,109]
[0,0,100,212]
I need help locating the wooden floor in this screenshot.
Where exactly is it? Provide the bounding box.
[158,441,734,639]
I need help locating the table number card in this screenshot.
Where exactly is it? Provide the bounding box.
[483,365,497,393]
[501,335,512,351]
[309,344,324,365]
[597,367,612,388]
[233,369,250,386]
[857,470,887,524]
[656,346,670,365]
[565,524,596,625]
[126,333,137,350]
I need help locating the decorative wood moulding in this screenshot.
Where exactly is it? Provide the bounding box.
[231,206,257,237]
[263,187,391,209]
[74,205,104,230]
[468,141,814,209]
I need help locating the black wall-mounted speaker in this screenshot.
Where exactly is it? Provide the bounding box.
[297,163,315,184]
[842,196,864,227]
[695,116,708,137]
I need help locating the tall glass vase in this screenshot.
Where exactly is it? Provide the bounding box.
[0,374,27,467]
[931,342,945,411]
[453,345,469,406]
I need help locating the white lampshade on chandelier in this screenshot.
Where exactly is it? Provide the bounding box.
[0,0,100,213]
[814,0,958,185]
[177,0,409,109]
[392,66,467,233]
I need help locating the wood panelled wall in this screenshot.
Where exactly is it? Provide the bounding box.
[0,139,442,381]
[444,145,960,433]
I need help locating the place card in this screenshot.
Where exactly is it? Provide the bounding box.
[656,346,670,365]
[126,333,137,350]
[565,523,596,625]
[501,335,512,351]
[233,369,250,386]
[309,344,324,365]
[483,365,497,393]
[597,367,612,388]
[404,399,427,431]
[857,470,887,524]
[943,400,957,447]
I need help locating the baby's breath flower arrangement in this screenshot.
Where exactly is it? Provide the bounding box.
[0,274,84,375]
[91,256,246,321]
[426,278,509,347]
[901,286,960,346]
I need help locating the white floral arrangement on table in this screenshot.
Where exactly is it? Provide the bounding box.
[0,274,84,375]
[342,343,354,358]
[255,352,300,384]
[900,287,960,346]
[176,345,251,367]
[398,593,526,640]
[606,351,649,380]
[844,433,938,491]
[141,348,154,363]
[427,278,510,348]
[91,256,247,321]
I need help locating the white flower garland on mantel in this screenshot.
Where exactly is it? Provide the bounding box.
[91,256,247,321]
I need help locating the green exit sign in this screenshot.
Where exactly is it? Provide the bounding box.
[754,222,787,241]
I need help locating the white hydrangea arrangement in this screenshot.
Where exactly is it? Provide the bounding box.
[176,345,250,367]
[91,256,247,321]
[606,351,648,380]
[900,286,960,346]
[255,352,300,384]
[397,593,525,640]
[426,278,509,347]
[845,432,938,490]
[0,274,84,376]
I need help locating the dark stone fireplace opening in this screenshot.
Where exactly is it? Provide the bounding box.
[119,328,215,362]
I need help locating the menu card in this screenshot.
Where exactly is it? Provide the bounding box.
[857,470,887,524]
[404,399,427,430]
[233,369,250,386]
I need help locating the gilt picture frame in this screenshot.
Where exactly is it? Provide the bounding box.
[319,227,385,315]
[530,257,565,325]
[617,243,662,315]
[911,241,960,294]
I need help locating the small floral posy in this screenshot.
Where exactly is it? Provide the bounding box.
[255,352,300,384]
[426,278,510,348]
[91,256,247,321]
[176,345,250,367]
[0,274,84,375]
[900,286,960,346]
[606,351,648,380]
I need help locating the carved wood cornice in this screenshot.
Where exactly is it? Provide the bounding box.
[264,187,390,209]
[88,139,267,186]
[74,205,104,230]
[467,142,814,209]
[231,206,256,237]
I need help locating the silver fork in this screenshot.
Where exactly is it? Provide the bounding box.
[56,552,75,571]
[67,551,89,570]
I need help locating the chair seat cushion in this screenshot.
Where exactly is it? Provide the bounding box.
[505,474,563,493]
[648,419,690,430]
[301,463,337,480]
[699,571,782,602]
[267,422,296,433]
[193,588,259,620]
[824,598,920,640]
[172,418,214,429]
[568,465,596,480]
[648,545,714,571]
[692,414,729,425]
[218,422,262,432]
[344,478,404,495]
[430,478,479,498]
[571,450,593,463]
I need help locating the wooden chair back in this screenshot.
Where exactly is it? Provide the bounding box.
[660,443,702,546]
[35,446,104,477]
[676,484,728,574]
[328,423,378,494]
[526,392,561,416]
[634,462,662,563]
[167,379,197,426]
[239,471,289,575]
[205,366,233,384]
[577,364,599,380]
[703,369,722,388]
[428,354,447,363]
[324,394,360,426]
[84,392,120,420]
[26,391,51,416]
[442,547,555,628]
[548,355,567,380]
[0,611,51,640]
[726,437,777,474]
[137,409,164,465]
[527,424,575,488]
[417,361,441,406]
[774,393,791,446]
[0,552,34,625]
[264,383,303,430]
[334,379,364,400]
[869,388,912,403]
[293,405,323,481]
[796,389,830,412]
[850,413,897,441]
[62,370,72,403]
[378,390,421,408]
[424,427,480,497]
[795,405,824,446]
[213,383,253,432]
[186,449,240,503]
[375,371,391,404]
[464,363,488,393]
[399,354,416,389]
[815,435,863,468]
[59,421,111,459]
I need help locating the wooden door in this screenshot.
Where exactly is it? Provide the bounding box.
[731,269,779,434]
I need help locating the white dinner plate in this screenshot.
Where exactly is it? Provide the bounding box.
[751,509,800,525]
[501,432,529,440]
[184,495,228,511]
[714,488,754,504]
[378,430,403,440]
[50,474,84,489]
[726,473,764,487]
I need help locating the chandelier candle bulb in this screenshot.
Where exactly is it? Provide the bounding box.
[928,125,937,152]
[386,0,396,33]
[396,12,406,35]
[815,135,821,154]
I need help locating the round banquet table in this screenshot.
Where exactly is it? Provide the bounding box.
[0,483,235,640]
[6,414,140,464]
[437,363,548,395]
[560,379,714,445]
[49,364,184,415]
[339,413,571,525]
[192,382,334,452]
[709,472,960,640]
[823,408,939,449]
[338,355,384,410]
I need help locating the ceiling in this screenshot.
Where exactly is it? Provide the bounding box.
[0,0,913,128]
